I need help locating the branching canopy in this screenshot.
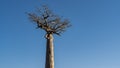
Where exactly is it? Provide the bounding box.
[28,6,71,35]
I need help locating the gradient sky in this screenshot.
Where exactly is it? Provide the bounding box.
[0,0,120,68]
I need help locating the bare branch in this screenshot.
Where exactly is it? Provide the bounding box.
[27,6,71,35]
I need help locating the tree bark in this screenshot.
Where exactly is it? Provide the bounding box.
[45,33,54,68]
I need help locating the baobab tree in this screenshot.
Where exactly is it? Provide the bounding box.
[27,6,71,68]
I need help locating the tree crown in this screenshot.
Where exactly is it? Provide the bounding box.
[28,6,71,35]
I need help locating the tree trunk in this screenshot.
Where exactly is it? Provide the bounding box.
[45,33,54,68]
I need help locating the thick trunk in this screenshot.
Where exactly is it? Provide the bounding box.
[45,33,54,68]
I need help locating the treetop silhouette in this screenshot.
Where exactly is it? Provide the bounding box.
[28,6,71,36]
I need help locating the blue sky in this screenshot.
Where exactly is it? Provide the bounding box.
[0,0,120,68]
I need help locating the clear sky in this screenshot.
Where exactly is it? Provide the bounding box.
[0,0,120,68]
